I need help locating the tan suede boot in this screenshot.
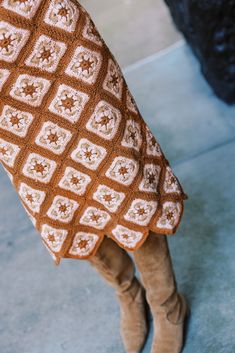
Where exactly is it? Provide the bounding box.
[134,232,189,353]
[89,236,148,353]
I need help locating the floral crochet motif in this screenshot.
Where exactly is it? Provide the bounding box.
[10,74,51,107]
[35,121,72,155]
[146,126,162,157]
[105,156,139,186]
[22,153,57,183]
[19,182,45,213]
[0,105,34,137]
[93,184,125,213]
[103,59,123,100]
[124,199,158,226]
[41,224,68,253]
[48,84,89,123]
[79,206,111,230]
[71,138,107,170]
[121,119,142,151]
[139,164,161,193]
[0,21,30,62]
[47,195,79,223]
[112,225,144,249]
[0,138,20,167]
[156,202,182,230]
[44,0,79,33]
[2,0,43,19]
[25,35,67,72]
[69,232,99,257]
[164,167,181,194]
[86,101,121,140]
[58,166,91,196]
[82,16,103,46]
[65,45,102,84]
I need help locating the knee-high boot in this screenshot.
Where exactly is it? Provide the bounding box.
[89,236,148,353]
[133,232,189,353]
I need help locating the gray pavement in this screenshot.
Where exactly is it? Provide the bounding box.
[79,0,181,67]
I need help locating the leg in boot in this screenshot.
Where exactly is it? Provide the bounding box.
[134,232,189,353]
[89,236,148,353]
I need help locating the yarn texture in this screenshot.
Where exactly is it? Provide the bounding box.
[0,0,187,265]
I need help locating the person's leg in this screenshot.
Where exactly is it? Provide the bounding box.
[133,232,189,353]
[88,236,148,353]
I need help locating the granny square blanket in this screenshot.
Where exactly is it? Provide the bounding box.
[0,0,187,265]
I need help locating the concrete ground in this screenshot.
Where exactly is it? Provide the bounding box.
[80,0,182,66]
[1,2,235,353]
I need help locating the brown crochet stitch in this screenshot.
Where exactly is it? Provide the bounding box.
[0,0,187,265]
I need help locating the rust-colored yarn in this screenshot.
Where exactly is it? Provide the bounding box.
[0,0,187,265]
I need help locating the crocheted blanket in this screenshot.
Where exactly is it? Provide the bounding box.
[0,0,187,265]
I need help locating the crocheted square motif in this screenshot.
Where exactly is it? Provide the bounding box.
[10,74,51,107]
[70,138,107,171]
[58,166,91,196]
[0,105,34,137]
[48,83,89,123]
[93,184,125,213]
[35,121,72,155]
[65,45,102,85]
[86,101,121,140]
[124,199,158,226]
[105,156,139,186]
[156,202,182,230]
[2,0,43,19]
[112,225,144,250]
[121,119,142,152]
[82,16,103,47]
[41,224,68,253]
[43,0,79,33]
[25,35,67,73]
[79,206,111,230]
[47,195,79,223]
[0,138,20,167]
[19,182,46,213]
[68,232,99,257]
[139,164,161,193]
[0,21,30,62]
[22,153,57,183]
[103,59,123,100]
